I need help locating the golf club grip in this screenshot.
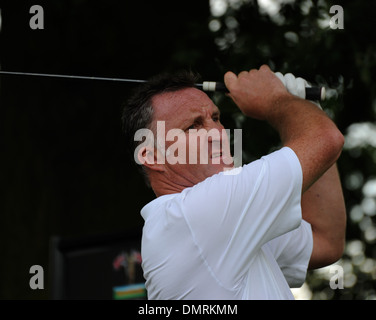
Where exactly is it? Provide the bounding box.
[201,82,325,101]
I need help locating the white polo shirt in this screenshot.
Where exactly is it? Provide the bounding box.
[140,147,313,300]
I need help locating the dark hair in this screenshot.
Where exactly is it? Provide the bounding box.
[121,70,201,187]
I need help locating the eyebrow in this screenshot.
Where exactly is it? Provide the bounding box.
[185,107,221,127]
[213,109,221,117]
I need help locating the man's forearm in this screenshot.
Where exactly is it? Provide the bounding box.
[267,95,344,193]
[302,163,347,269]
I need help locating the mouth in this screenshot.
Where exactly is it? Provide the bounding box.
[210,151,223,159]
[210,150,234,166]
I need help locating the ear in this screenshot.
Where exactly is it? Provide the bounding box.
[137,145,165,173]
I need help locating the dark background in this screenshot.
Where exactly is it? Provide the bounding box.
[0,0,375,300]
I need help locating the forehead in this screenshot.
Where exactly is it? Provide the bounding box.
[151,87,218,123]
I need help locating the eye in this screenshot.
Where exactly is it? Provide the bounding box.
[185,122,198,131]
[212,114,220,122]
[185,119,202,131]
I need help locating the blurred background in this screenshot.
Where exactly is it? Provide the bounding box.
[0,0,375,300]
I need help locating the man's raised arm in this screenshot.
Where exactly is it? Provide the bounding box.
[224,65,344,193]
[224,65,346,269]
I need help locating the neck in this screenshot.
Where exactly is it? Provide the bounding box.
[149,171,195,197]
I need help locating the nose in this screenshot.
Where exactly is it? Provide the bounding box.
[207,123,225,144]
[205,115,223,130]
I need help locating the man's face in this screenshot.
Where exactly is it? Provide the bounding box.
[150,87,234,188]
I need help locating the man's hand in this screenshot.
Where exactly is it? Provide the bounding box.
[274,72,307,99]
[224,65,291,120]
[274,72,322,109]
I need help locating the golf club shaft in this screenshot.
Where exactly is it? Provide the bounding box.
[0,71,325,101]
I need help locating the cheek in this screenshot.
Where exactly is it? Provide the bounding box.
[221,131,231,153]
[186,134,210,164]
[164,134,188,163]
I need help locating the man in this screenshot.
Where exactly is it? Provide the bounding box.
[121,65,346,299]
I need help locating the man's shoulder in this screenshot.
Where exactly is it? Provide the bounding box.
[140,193,179,220]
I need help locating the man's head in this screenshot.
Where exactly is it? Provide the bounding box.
[121,71,234,195]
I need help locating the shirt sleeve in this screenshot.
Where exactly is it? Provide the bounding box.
[264,220,313,288]
[179,147,304,286]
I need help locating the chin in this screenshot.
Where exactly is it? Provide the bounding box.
[211,162,234,175]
